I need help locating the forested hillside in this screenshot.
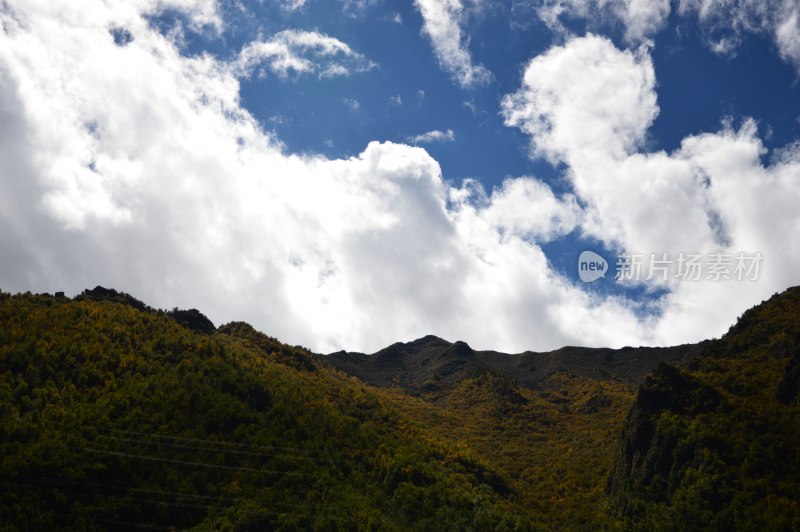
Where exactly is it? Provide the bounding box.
[607,287,800,530]
[0,289,528,530]
[323,334,695,528]
[2,286,800,530]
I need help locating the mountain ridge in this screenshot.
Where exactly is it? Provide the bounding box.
[322,334,696,396]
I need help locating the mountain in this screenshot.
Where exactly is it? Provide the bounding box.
[320,327,699,528]
[0,288,528,530]
[607,287,800,529]
[1,285,800,529]
[323,335,693,395]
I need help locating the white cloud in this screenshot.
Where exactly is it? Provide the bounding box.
[342,0,379,15]
[476,178,581,242]
[679,0,800,73]
[775,6,800,68]
[153,0,222,30]
[408,129,456,144]
[462,99,478,115]
[0,0,221,33]
[343,98,360,111]
[234,29,374,79]
[2,1,799,358]
[389,94,403,106]
[535,0,800,74]
[537,0,670,43]
[502,34,800,343]
[502,34,657,162]
[531,0,800,75]
[414,0,492,87]
[281,0,380,14]
[0,0,622,354]
[282,0,308,11]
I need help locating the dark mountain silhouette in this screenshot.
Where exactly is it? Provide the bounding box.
[166,307,216,334]
[77,285,216,334]
[76,285,152,312]
[323,335,694,394]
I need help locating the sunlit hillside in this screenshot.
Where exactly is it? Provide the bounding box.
[2,286,799,530]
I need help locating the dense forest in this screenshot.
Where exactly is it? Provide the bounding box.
[1,286,799,529]
[0,289,526,530]
[607,288,800,530]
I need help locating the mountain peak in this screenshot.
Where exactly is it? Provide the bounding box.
[325,333,690,395]
[407,334,451,348]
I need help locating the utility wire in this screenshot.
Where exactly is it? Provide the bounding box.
[96,427,317,454]
[94,433,320,462]
[75,446,305,476]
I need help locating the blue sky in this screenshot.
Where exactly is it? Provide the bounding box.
[2,0,800,352]
[170,1,800,181]
[173,0,800,300]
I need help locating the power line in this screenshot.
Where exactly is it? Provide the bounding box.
[9,476,245,504]
[51,511,175,531]
[11,478,359,523]
[96,427,317,454]
[94,433,320,462]
[75,446,305,476]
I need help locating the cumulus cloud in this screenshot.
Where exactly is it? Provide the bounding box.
[501,35,701,255]
[475,178,582,242]
[503,34,800,341]
[502,34,657,162]
[2,1,799,357]
[153,0,221,29]
[234,29,374,79]
[776,9,800,67]
[0,0,623,354]
[408,129,456,144]
[533,0,800,74]
[679,0,800,73]
[537,0,670,43]
[414,0,492,87]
